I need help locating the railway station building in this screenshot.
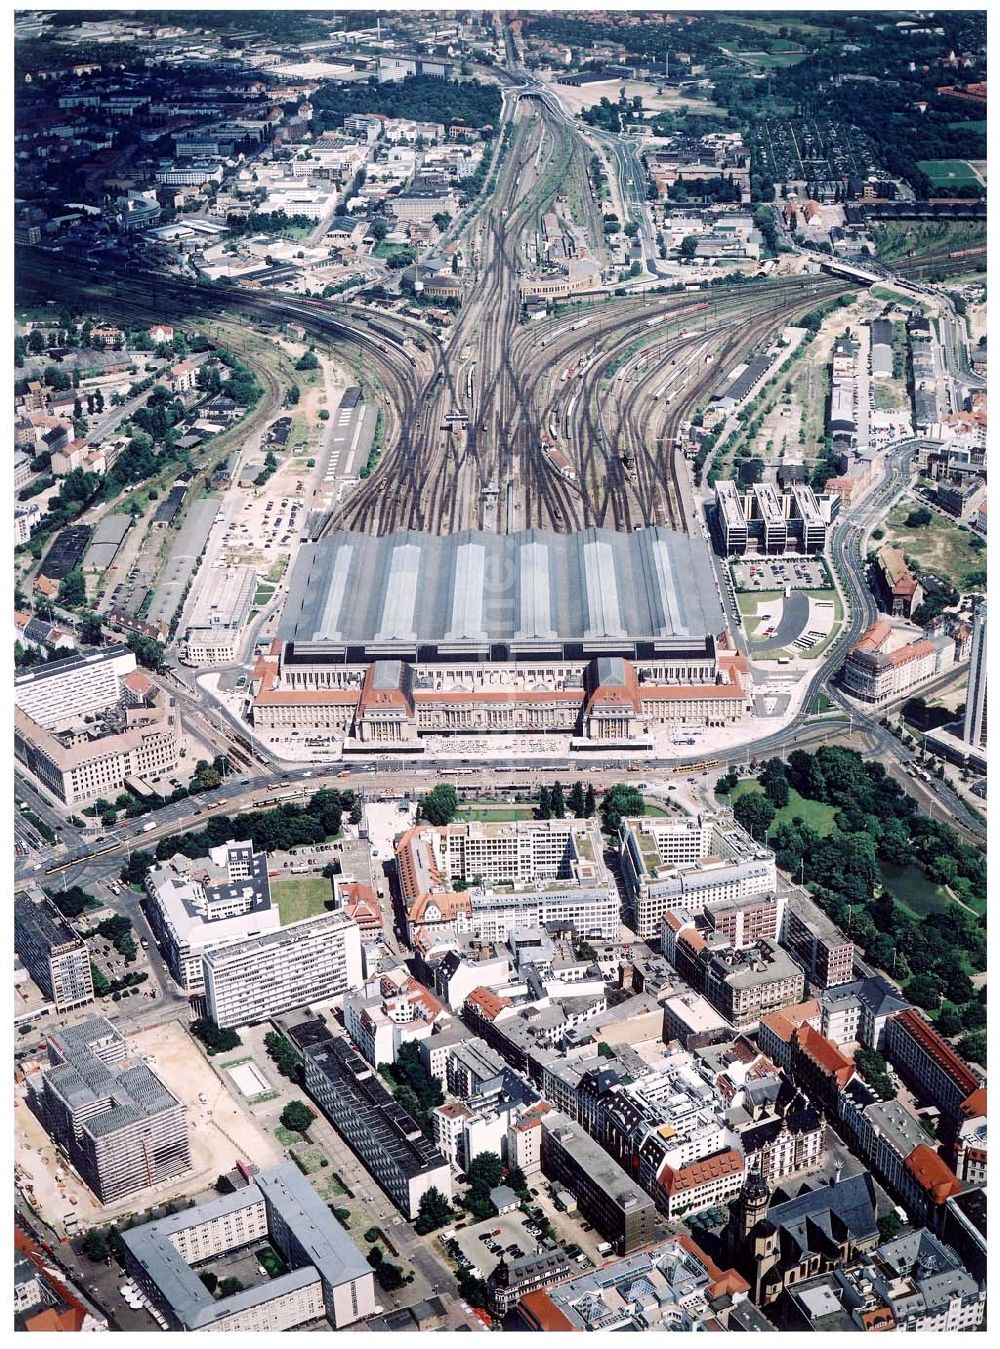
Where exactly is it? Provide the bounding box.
[250,527,751,746]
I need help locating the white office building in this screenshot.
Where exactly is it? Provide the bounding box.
[204,910,362,1029]
[619,814,777,938]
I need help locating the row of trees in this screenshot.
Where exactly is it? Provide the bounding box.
[537,780,596,820]
[135,787,358,869]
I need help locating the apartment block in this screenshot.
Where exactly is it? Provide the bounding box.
[668,918,805,1031]
[657,1148,745,1220]
[14,644,136,725]
[540,1111,657,1255]
[884,1009,983,1123]
[513,1234,747,1333]
[873,545,922,619]
[299,1026,452,1220]
[344,974,446,1068]
[122,1163,375,1331]
[619,814,776,939]
[780,888,855,988]
[204,910,362,1029]
[146,840,277,993]
[398,820,619,944]
[818,976,910,1050]
[14,890,94,1012]
[963,601,987,750]
[25,1018,190,1204]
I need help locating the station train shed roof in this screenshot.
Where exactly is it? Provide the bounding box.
[279,527,726,659]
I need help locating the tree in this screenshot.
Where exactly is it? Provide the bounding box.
[679,235,699,260]
[716,771,738,795]
[190,1019,241,1056]
[295,350,320,371]
[855,1047,896,1101]
[584,783,597,817]
[127,632,165,671]
[265,1030,303,1082]
[877,1212,902,1243]
[280,1100,316,1134]
[199,1272,218,1294]
[81,1230,111,1262]
[732,790,775,839]
[90,963,111,998]
[905,506,933,528]
[506,1164,529,1198]
[550,781,566,819]
[537,785,552,820]
[600,784,645,833]
[906,972,943,1010]
[415,1186,453,1234]
[935,1006,963,1038]
[78,611,104,646]
[218,1277,244,1298]
[58,569,87,609]
[215,1173,235,1194]
[568,781,586,818]
[957,1032,986,1065]
[375,1260,405,1291]
[758,758,789,808]
[420,783,459,825]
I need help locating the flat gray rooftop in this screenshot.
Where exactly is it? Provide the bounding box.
[122,1162,370,1330]
[280,527,725,656]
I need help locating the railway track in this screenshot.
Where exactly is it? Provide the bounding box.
[22,164,853,546]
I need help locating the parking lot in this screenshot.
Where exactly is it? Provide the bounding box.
[731,554,830,592]
[445,1209,544,1281]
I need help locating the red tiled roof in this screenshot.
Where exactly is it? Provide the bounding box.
[760,1000,820,1045]
[675,1232,749,1298]
[659,1147,744,1196]
[465,987,514,1021]
[896,1009,981,1095]
[904,1144,961,1205]
[959,1087,986,1120]
[516,1290,575,1332]
[793,1025,855,1087]
[887,638,935,668]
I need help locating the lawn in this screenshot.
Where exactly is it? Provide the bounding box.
[873,382,905,411]
[796,588,843,662]
[374,241,413,260]
[869,285,925,310]
[917,159,982,189]
[739,50,808,68]
[717,780,840,836]
[949,120,987,135]
[457,804,534,822]
[885,498,986,592]
[735,589,781,634]
[254,583,276,606]
[272,876,333,925]
[734,588,840,658]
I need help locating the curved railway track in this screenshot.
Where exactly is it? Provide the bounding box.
[28,145,855,546]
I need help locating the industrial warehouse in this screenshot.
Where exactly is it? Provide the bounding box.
[248,527,750,745]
